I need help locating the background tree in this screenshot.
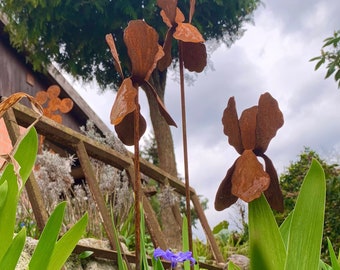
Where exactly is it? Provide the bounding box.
[141,133,208,228]
[275,147,340,261]
[311,30,340,88]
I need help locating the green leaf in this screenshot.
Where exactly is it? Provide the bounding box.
[29,201,67,269]
[78,251,94,260]
[212,220,229,234]
[309,56,322,62]
[249,194,286,270]
[227,260,241,270]
[152,256,165,270]
[182,215,191,270]
[279,210,293,249]
[315,58,325,70]
[335,69,340,81]
[47,213,88,270]
[0,127,38,259]
[0,127,39,186]
[327,238,340,270]
[323,36,340,48]
[110,208,128,270]
[319,260,332,270]
[325,62,336,79]
[139,204,149,270]
[0,227,26,269]
[284,159,326,270]
[0,181,8,209]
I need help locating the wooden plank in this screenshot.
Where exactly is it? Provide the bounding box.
[137,156,196,196]
[12,102,131,170]
[75,141,118,250]
[191,194,224,263]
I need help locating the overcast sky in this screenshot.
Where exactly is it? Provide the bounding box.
[74,0,340,239]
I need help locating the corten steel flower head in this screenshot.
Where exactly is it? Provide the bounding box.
[106,20,177,146]
[214,92,284,212]
[157,0,207,73]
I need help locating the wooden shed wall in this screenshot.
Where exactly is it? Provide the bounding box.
[0,24,95,132]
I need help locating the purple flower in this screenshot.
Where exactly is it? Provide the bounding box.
[154,247,196,268]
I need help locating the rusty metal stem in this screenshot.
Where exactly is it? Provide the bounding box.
[134,88,141,270]
[179,41,193,254]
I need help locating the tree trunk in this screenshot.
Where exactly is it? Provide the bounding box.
[143,69,182,249]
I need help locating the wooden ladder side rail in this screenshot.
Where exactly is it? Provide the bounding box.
[3,108,48,232]
[75,141,118,250]
[191,194,225,263]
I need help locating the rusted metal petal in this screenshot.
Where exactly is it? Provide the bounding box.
[255,92,284,153]
[114,111,147,146]
[182,42,207,73]
[59,98,74,113]
[157,0,178,26]
[158,28,175,71]
[173,23,205,43]
[145,45,164,82]
[239,106,258,150]
[214,161,238,211]
[231,149,270,202]
[110,78,137,125]
[160,10,173,28]
[222,97,243,154]
[260,153,284,212]
[144,81,177,127]
[47,85,61,98]
[124,20,161,83]
[174,8,185,24]
[35,91,48,105]
[105,34,124,80]
[48,97,61,111]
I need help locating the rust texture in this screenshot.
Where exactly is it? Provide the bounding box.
[215,92,284,212]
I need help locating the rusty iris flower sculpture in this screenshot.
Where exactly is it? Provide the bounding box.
[157,0,207,73]
[214,92,284,212]
[106,20,177,145]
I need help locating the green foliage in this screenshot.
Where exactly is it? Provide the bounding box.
[276,148,340,261]
[1,0,260,88]
[0,127,88,269]
[310,30,340,88]
[249,159,326,270]
[0,127,38,266]
[326,238,340,270]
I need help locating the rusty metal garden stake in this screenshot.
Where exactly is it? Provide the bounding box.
[179,40,193,256]
[133,89,141,270]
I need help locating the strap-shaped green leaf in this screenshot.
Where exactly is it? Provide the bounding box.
[327,238,340,270]
[0,127,38,259]
[47,212,88,270]
[0,228,26,269]
[29,202,67,269]
[249,194,286,270]
[285,159,326,270]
